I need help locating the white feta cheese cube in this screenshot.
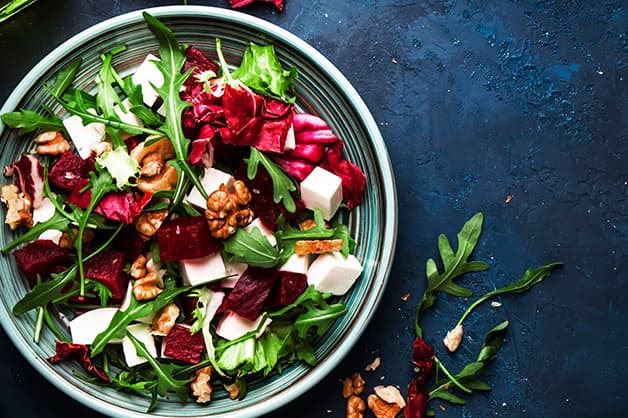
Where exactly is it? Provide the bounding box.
[69,307,120,345]
[37,229,63,245]
[180,252,227,286]
[216,311,272,341]
[62,111,106,159]
[283,124,296,151]
[278,253,311,274]
[221,259,248,288]
[185,167,235,209]
[131,54,163,107]
[300,166,343,220]
[122,323,157,367]
[306,252,363,296]
[114,98,144,127]
[245,218,277,246]
[33,197,55,223]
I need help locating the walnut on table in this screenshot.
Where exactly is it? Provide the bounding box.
[367,394,402,418]
[342,372,366,398]
[346,394,366,418]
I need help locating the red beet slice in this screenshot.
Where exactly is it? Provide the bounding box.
[112,224,147,262]
[48,151,91,192]
[84,250,128,299]
[157,216,220,261]
[269,271,308,307]
[12,240,70,285]
[218,266,278,321]
[162,323,205,364]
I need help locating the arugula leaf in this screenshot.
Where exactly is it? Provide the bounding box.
[49,58,82,98]
[1,210,70,253]
[231,42,298,102]
[415,212,488,337]
[455,262,562,327]
[95,47,125,119]
[143,12,208,202]
[246,147,297,213]
[476,320,509,363]
[90,286,190,356]
[0,109,64,135]
[12,265,77,316]
[126,332,190,400]
[223,226,280,268]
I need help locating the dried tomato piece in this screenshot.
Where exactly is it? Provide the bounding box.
[405,337,434,418]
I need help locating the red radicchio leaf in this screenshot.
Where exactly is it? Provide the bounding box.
[292,113,339,144]
[405,336,434,418]
[319,142,366,210]
[271,155,316,181]
[183,46,219,79]
[229,0,284,11]
[95,191,152,224]
[223,83,263,133]
[188,128,215,166]
[4,153,45,208]
[48,341,110,382]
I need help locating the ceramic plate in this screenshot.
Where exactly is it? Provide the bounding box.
[0,6,396,417]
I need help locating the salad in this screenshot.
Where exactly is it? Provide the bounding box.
[0,12,366,409]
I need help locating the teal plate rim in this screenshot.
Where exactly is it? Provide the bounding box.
[0,5,398,417]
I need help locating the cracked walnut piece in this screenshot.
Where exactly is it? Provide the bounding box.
[205,181,254,239]
[443,324,464,353]
[58,227,95,250]
[152,302,180,336]
[190,366,213,403]
[132,272,162,301]
[33,131,71,155]
[134,209,168,240]
[0,184,33,230]
[367,394,402,418]
[346,395,366,418]
[130,138,178,194]
[342,372,366,398]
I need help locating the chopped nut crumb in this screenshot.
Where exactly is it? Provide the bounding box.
[400,292,410,301]
[365,357,381,371]
[439,404,447,411]
[391,57,398,64]
[443,324,464,353]
[491,300,502,308]
[505,194,513,203]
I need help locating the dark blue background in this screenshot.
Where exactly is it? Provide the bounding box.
[0,1,626,417]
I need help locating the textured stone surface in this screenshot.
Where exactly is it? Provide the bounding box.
[0,1,625,417]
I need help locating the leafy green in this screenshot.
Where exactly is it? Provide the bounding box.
[1,210,70,253]
[143,12,208,202]
[275,209,355,263]
[126,332,190,401]
[246,147,297,213]
[49,58,82,98]
[12,265,77,315]
[455,262,562,327]
[90,286,190,356]
[223,226,280,268]
[96,147,140,188]
[0,109,64,135]
[428,321,509,404]
[231,43,298,102]
[415,212,488,337]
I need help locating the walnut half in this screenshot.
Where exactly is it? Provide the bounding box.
[190,366,213,403]
[205,181,254,239]
[0,184,33,230]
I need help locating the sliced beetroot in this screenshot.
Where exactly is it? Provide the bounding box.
[84,250,128,299]
[320,142,366,210]
[48,151,90,192]
[5,153,45,208]
[211,135,250,169]
[269,271,307,307]
[162,323,205,364]
[218,266,278,321]
[157,216,221,261]
[12,240,70,285]
[236,162,303,231]
[112,224,147,263]
[66,178,92,210]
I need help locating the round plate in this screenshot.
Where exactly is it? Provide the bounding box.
[0,5,397,417]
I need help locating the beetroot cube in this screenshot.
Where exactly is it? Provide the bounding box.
[219,267,278,321]
[112,224,147,262]
[48,152,90,192]
[157,216,220,261]
[162,324,205,364]
[84,250,128,299]
[12,240,70,285]
[270,271,308,307]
